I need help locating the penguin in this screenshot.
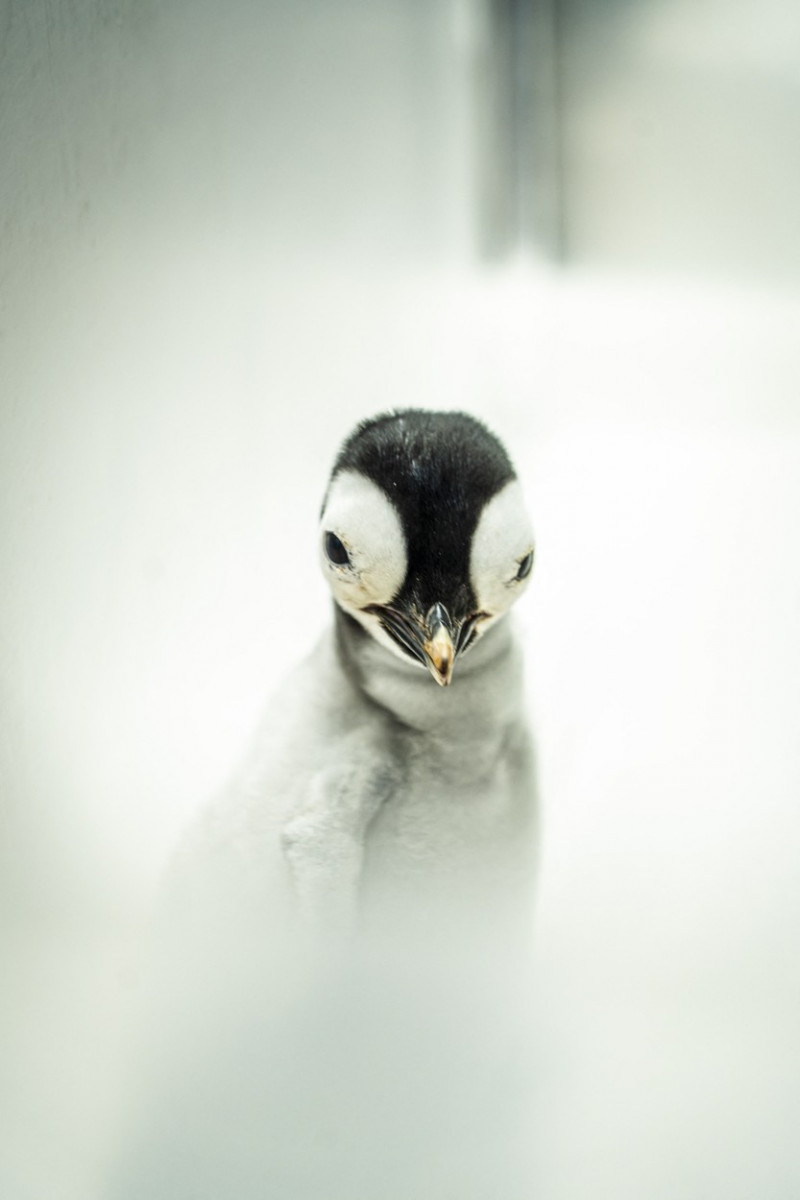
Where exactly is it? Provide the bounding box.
[111,409,539,1200]
[165,408,537,953]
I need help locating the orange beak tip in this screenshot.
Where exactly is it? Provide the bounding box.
[423,627,455,687]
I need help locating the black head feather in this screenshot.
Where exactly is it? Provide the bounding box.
[328,409,515,620]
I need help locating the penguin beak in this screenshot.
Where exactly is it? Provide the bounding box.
[421,603,455,687]
[364,601,458,686]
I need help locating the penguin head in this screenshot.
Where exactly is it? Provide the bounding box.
[319,410,534,686]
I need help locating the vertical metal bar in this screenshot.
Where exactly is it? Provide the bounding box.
[473,0,563,261]
[524,0,563,259]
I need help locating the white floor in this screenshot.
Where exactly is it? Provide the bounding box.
[2,255,799,1197]
[528,418,800,1199]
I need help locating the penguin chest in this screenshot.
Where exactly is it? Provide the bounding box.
[359,721,537,923]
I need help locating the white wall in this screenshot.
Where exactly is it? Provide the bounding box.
[558,0,800,283]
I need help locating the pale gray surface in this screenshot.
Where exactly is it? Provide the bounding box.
[558,0,800,282]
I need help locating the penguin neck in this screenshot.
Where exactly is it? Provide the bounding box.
[333,604,524,739]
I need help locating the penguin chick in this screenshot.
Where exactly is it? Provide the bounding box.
[172,409,537,949]
[117,410,539,1200]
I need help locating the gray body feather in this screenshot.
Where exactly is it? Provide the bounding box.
[168,603,536,957]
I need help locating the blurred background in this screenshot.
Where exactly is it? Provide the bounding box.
[1,1,799,1197]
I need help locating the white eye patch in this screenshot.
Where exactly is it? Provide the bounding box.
[470,479,535,616]
[319,470,407,612]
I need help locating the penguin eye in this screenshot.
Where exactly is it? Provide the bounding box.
[324,531,351,567]
[515,550,534,581]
